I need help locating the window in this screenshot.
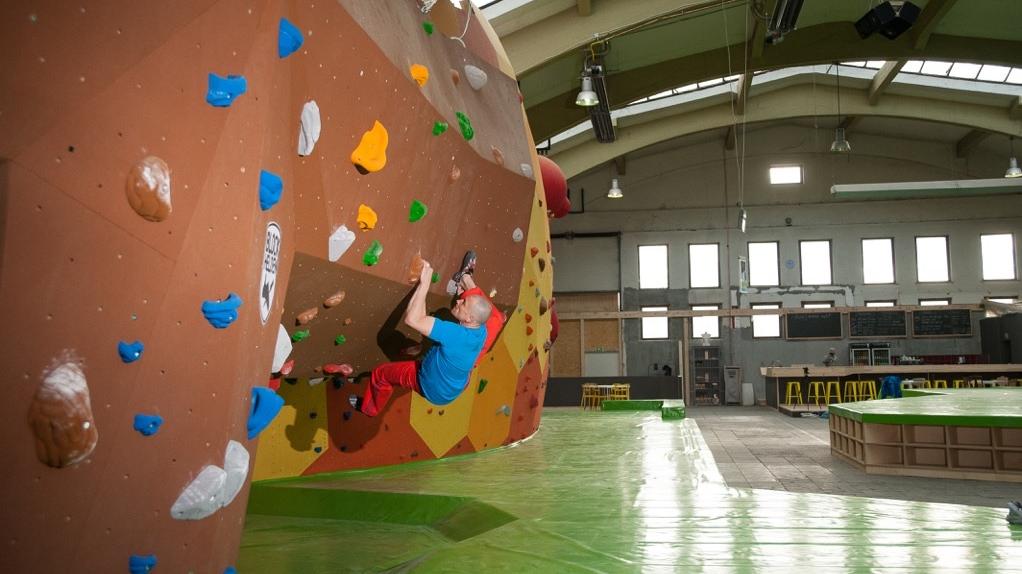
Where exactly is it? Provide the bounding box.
[919,298,950,306]
[752,303,781,338]
[692,305,720,339]
[802,302,833,309]
[916,236,950,282]
[748,242,779,286]
[769,165,802,185]
[866,300,896,307]
[639,245,668,289]
[641,306,668,339]
[986,297,1017,304]
[981,233,1017,280]
[689,244,720,288]
[800,240,832,285]
[862,238,895,284]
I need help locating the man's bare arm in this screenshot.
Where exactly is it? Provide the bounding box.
[404,260,435,337]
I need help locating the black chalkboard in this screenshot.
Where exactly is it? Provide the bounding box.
[912,309,972,336]
[786,312,842,339]
[849,310,907,338]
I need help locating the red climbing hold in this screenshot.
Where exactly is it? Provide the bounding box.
[530,247,538,257]
[280,359,295,376]
[528,279,534,287]
[525,313,533,323]
[323,363,354,376]
[268,377,281,392]
[526,326,534,335]
[538,156,570,218]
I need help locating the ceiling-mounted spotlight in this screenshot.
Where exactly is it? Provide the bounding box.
[831,127,852,153]
[765,0,805,45]
[855,1,920,40]
[738,206,748,233]
[1006,137,1022,178]
[576,73,599,107]
[607,178,623,199]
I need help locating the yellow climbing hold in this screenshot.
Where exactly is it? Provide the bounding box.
[410,64,429,87]
[357,204,378,231]
[351,120,388,174]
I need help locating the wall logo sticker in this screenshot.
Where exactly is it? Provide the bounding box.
[260,222,282,324]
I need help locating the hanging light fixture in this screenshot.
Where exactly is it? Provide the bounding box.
[1006,136,1022,178]
[607,178,623,198]
[830,64,851,153]
[576,70,599,107]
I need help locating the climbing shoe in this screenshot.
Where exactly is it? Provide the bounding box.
[452,250,476,284]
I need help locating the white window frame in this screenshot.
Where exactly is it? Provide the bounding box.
[986,297,1017,304]
[799,240,833,286]
[691,305,720,339]
[802,301,834,309]
[862,238,895,284]
[748,241,779,287]
[769,165,803,185]
[919,298,950,306]
[916,236,950,283]
[641,306,669,339]
[752,303,781,338]
[688,243,720,288]
[981,233,1017,281]
[865,300,896,307]
[639,245,669,289]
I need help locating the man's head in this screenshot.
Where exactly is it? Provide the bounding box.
[452,294,491,328]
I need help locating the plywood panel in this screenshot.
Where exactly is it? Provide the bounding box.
[556,291,619,313]
[584,319,620,352]
[552,320,582,376]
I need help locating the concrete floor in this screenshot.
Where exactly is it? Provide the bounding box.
[689,405,1021,508]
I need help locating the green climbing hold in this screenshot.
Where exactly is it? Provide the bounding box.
[409,200,428,222]
[423,21,434,35]
[455,112,474,141]
[291,329,310,342]
[431,271,439,284]
[432,121,448,136]
[362,240,383,266]
[478,379,488,394]
[334,335,346,345]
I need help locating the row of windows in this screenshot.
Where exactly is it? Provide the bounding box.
[637,234,1018,289]
[639,296,1018,340]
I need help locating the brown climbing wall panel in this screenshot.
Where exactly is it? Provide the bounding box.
[0,1,551,572]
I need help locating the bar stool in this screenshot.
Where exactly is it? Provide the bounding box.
[580,384,599,410]
[842,379,860,402]
[858,380,878,400]
[610,384,630,400]
[784,381,804,405]
[921,379,933,389]
[807,381,825,406]
[824,380,842,404]
[953,379,965,388]
[932,379,948,389]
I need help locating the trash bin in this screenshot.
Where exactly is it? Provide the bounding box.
[741,382,755,406]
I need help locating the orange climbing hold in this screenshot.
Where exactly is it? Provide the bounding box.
[296,307,318,325]
[408,253,424,283]
[351,120,388,173]
[409,64,429,87]
[449,165,461,182]
[324,290,346,307]
[526,326,534,336]
[530,247,538,257]
[357,204,378,230]
[490,146,504,166]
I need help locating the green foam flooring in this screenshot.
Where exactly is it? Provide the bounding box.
[601,399,663,411]
[240,408,1022,572]
[829,388,1022,427]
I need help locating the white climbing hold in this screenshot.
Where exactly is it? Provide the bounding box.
[512,227,524,242]
[297,100,321,157]
[171,465,227,520]
[271,324,292,373]
[221,440,250,507]
[328,225,356,262]
[520,163,533,178]
[308,377,325,386]
[464,65,487,91]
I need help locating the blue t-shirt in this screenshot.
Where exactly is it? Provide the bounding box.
[419,318,486,405]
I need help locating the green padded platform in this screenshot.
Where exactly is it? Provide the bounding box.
[661,406,686,420]
[829,388,1022,427]
[601,399,663,411]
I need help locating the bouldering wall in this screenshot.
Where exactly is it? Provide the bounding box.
[0,1,551,573]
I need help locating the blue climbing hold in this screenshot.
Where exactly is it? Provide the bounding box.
[258,170,283,211]
[118,340,144,363]
[206,73,247,107]
[129,554,157,574]
[248,387,285,440]
[278,18,304,58]
[202,293,242,329]
[224,567,237,574]
[133,414,163,437]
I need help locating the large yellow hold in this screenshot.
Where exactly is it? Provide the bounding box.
[357,204,378,230]
[409,64,429,87]
[351,120,388,174]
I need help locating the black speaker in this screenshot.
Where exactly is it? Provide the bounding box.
[854,1,919,40]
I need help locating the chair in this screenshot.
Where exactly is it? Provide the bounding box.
[858,380,878,400]
[784,381,804,405]
[580,384,600,410]
[932,379,948,389]
[824,380,842,404]
[953,379,965,389]
[610,384,630,400]
[807,381,825,407]
[842,379,860,402]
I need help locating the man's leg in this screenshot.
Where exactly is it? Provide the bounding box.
[359,360,420,417]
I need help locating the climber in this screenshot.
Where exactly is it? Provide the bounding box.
[352,252,492,417]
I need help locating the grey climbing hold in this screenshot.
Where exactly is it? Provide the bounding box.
[464,65,487,90]
[328,225,356,262]
[297,100,321,156]
[512,228,524,242]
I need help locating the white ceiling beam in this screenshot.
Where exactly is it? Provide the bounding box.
[912,0,960,50]
[955,129,990,158]
[868,60,905,105]
[577,0,592,16]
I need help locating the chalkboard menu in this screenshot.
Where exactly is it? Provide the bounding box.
[786,312,842,339]
[849,310,907,338]
[912,309,972,336]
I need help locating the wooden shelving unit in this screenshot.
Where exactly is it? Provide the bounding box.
[829,414,1022,482]
[691,346,722,406]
